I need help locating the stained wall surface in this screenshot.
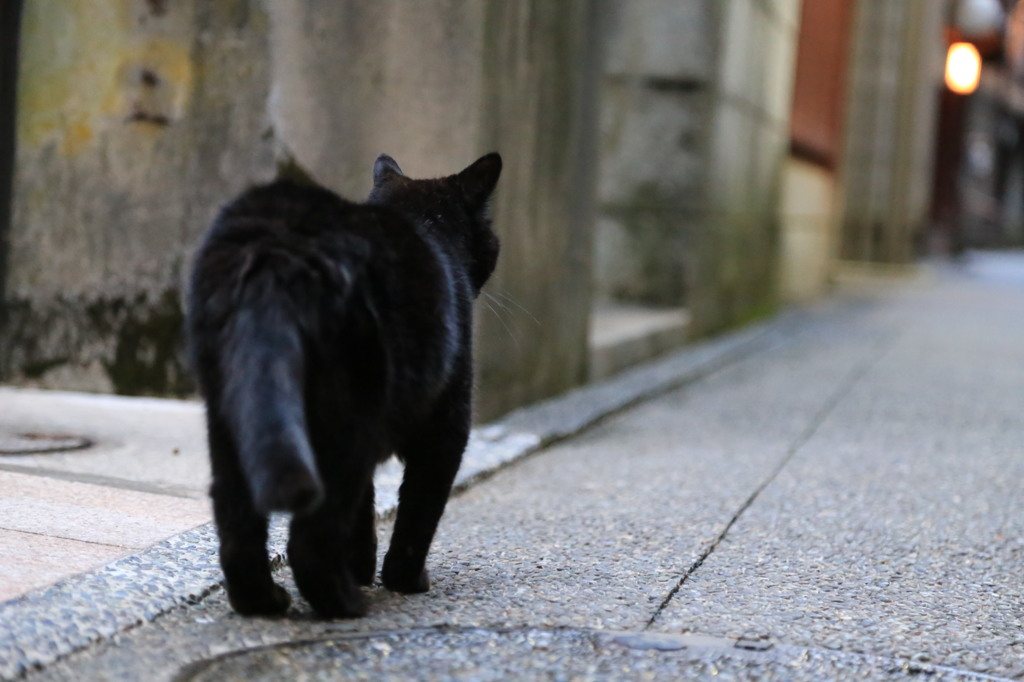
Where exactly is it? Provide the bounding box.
[595,0,803,336]
[2,0,601,421]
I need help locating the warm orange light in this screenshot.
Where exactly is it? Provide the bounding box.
[945,42,982,95]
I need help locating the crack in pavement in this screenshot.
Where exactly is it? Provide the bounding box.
[644,331,898,630]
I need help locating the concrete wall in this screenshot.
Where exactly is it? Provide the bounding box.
[838,0,946,263]
[2,0,602,421]
[594,0,714,307]
[473,1,602,420]
[779,157,837,302]
[6,0,956,415]
[4,0,275,394]
[594,0,801,335]
[265,2,487,197]
[692,0,802,334]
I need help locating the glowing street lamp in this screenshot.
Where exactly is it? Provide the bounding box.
[945,41,982,94]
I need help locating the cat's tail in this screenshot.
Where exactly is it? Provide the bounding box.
[220,282,324,515]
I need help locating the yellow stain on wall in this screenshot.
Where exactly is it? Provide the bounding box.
[18,0,194,156]
[62,120,95,156]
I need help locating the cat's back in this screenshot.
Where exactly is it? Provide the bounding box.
[203,180,430,256]
[190,180,452,334]
[210,180,359,242]
[195,181,407,286]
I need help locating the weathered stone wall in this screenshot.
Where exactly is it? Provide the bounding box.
[4,0,807,414]
[838,0,945,263]
[688,0,802,335]
[2,0,601,421]
[4,0,275,393]
[779,157,838,302]
[595,0,801,335]
[473,1,602,419]
[595,0,714,307]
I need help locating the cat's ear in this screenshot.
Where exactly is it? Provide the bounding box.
[373,154,405,187]
[457,153,502,207]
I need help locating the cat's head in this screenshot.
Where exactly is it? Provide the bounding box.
[368,153,502,295]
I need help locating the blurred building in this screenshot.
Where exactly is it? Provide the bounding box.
[596,1,801,341]
[940,0,1024,250]
[785,0,947,291]
[0,1,969,420]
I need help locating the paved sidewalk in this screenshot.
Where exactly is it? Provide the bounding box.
[0,392,211,601]
[0,283,770,679]
[2,251,1023,680]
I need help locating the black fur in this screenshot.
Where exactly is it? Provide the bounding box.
[186,153,502,618]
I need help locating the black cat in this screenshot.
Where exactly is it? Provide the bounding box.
[186,153,502,618]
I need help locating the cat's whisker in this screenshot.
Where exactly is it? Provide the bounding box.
[481,297,514,334]
[480,296,522,348]
[482,291,526,328]
[482,291,513,316]
[487,289,541,326]
[482,292,528,336]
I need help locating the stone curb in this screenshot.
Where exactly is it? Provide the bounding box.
[0,313,785,680]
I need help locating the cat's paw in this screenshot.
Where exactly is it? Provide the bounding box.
[303,577,367,619]
[227,582,291,617]
[381,553,431,593]
[350,551,377,587]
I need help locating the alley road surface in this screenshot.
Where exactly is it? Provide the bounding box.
[15,252,1024,680]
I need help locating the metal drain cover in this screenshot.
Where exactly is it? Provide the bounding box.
[176,628,992,681]
[0,432,93,455]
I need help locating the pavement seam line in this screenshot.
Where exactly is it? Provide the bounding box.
[0,462,205,499]
[0,526,132,549]
[643,332,897,630]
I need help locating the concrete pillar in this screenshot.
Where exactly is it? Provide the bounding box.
[264,2,489,197]
[473,0,603,419]
[595,0,715,307]
[691,0,802,334]
[838,0,946,263]
[260,1,605,421]
[595,0,801,337]
[266,1,602,421]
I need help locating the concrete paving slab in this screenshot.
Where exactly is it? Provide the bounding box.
[0,390,210,496]
[654,259,1024,679]
[0,469,210,606]
[0,530,124,602]
[0,470,210,547]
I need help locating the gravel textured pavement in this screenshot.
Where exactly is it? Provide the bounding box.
[6,252,1024,680]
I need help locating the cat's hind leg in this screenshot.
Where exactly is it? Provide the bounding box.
[288,420,380,618]
[287,489,368,618]
[209,419,291,616]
